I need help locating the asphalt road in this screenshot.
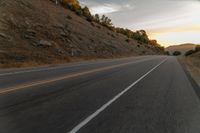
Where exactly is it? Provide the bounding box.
[0,56,200,133]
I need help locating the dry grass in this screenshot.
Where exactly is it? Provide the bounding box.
[179,57,200,87]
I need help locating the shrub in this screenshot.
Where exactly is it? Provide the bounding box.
[125,39,131,43]
[100,15,113,27]
[184,45,200,56]
[195,45,200,52]
[164,51,170,55]
[91,22,95,27]
[86,15,94,22]
[76,9,83,16]
[67,15,72,19]
[94,14,100,23]
[173,51,181,56]
[185,50,195,56]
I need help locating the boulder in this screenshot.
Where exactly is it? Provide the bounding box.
[24,29,36,39]
[0,33,11,40]
[38,40,52,47]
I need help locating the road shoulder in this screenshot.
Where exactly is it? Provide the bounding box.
[178,57,200,98]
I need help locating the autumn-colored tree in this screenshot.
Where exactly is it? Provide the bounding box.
[149,40,158,46]
[61,0,81,11]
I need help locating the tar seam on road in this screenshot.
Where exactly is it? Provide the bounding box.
[68,58,167,133]
[0,58,156,95]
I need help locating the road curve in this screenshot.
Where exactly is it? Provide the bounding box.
[0,56,200,133]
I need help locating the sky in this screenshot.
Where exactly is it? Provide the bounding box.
[79,0,200,47]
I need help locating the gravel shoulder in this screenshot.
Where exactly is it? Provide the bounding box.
[179,57,200,87]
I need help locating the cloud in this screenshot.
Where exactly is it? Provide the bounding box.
[79,0,200,46]
[90,4,121,14]
[79,0,134,15]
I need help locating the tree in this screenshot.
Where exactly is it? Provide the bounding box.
[150,40,158,46]
[79,6,95,22]
[173,51,181,56]
[61,0,81,11]
[82,6,91,17]
[101,15,106,23]
[100,15,113,27]
[94,14,100,23]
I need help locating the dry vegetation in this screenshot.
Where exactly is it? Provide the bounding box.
[166,43,196,56]
[0,0,164,68]
[180,51,200,87]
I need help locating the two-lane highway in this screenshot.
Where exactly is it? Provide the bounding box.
[0,56,200,133]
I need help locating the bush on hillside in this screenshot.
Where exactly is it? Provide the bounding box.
[185,45,200,56]
[61,0,81,11]
[100,15,113,27]
[173,51,181,56]
[75,9,83,16]
[164,51,170,55]
[82,6,91,17]
[185,50,195,56]
[195,45,200,52]
[94,14,100,23]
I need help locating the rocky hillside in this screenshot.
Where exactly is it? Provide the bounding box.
[0,0,164,68]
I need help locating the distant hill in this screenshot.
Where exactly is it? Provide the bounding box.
[166,43,196,56]
[0,0,164,68]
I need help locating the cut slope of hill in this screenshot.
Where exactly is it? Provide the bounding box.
[0,0,164,68]
[190,51,200,58]
[166,43,196,56]
[180,46,200,87]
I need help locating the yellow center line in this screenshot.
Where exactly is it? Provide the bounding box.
[0,58,156,94]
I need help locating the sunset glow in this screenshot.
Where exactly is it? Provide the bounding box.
[80,0,200,46]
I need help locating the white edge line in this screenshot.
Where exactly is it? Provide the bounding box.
[68,58,167,133]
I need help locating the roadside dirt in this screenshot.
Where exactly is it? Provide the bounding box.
[179,56,200,87]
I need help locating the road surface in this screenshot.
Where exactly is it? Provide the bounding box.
[0,56,200,133]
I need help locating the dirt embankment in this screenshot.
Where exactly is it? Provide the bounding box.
[180,52,200,87]
[0,0,164,68]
